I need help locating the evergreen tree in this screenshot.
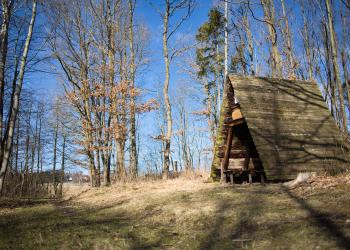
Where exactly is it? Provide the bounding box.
[196,8,225,129]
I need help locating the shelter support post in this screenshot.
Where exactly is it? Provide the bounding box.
[221,126,234,183]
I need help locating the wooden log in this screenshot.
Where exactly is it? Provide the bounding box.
[230,173,234,185]
[217,150,247,158]
[228,158,245,169]
[224,118,245,127]
[221,126,234,182]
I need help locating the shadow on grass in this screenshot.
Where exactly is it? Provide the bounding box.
[1,185,350,249]
[0,197,178,249]
[0,198,58,208]
[198,185,350,250]
[198,186,265,249]
[282,186,350,249]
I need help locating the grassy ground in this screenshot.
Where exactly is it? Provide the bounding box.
[0,177,350,250]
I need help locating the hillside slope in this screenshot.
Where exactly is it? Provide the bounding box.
[1,177,350,249]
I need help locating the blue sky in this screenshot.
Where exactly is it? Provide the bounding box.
[27,1,217,173]
[31,0,214,95]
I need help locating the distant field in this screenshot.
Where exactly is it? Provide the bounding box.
[0,177,350,249]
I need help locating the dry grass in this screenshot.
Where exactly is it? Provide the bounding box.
[1,173,350,249]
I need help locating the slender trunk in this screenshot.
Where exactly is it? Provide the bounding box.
[31,111,38,174]
[103,152,110,185]
[36,115,41,173]
[280,0,295,78]
[204,78,215,146]
[162,1,172,180]
[53,120,58,195]
[129,0,137,179]
[325,0,347,132]
[0,1,13,164]
[15,115,19,172]
[96,149,101,187]
[340,6,350,116]
[58,135,65,196]
[116,140,125,179]
[261,0,282,77]
[0,0,37,194]
[301,1,313,80]
[22,127,30,196]
[243,13,255,76]
[323,22,337,119]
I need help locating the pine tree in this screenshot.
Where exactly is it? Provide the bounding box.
[196,8,225,131]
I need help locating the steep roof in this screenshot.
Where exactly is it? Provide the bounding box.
[212,75,350,180]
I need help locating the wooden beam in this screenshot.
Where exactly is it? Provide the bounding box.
[221,126,234,183]
[224,117,245,127]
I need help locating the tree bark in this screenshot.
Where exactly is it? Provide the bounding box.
[243,12,255,76]
[325,0,348,132]
[116,140,126,179]
[0,1,37,194]
[58,134,66,196]
[0,0,13,164]
[280,0,295,78]
[340,5,350,117]
[300,1,313,80]
[162,0,172,180]
[261,0,282,77]
[129,0,137,179]
[53,119,58,196]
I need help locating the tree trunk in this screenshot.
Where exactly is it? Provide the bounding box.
[280,0,295,78]
[340,5,350,117]
[323,22,338,119]
[325,0,348,132]
[36,112,42,173]
[162,1,172,180]
[15,115,20,172]
[116,140,126,179]
[0,0,37,194]
[300,1,313,80]
[204,79,216,146]
[53,120,58,196]
[58,135,66,196]
[224,0,228,78]
[129,0,137,180]
[261,0,282,77]
[243,13,255,76]
[103,152,110,186]
[0,0,13,165]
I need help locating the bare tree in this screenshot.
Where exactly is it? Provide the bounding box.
[260,0,282,77]
[158,0,195,179]
[280,0,296,78]
[128,0,137,179]
[325,0,348,132]
[0,0,37,194]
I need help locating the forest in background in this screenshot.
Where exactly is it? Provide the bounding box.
[0,0,349,197]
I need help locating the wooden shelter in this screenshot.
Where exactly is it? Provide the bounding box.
[211,75,350,183]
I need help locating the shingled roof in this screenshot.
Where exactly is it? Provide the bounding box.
[211,75,350,180]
